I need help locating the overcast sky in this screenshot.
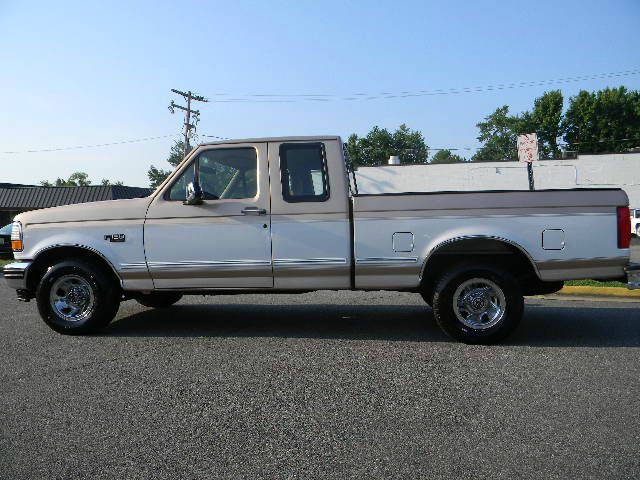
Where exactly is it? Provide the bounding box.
[1,0,639,187]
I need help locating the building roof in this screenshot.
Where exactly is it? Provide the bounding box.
[0,182,36,188]
[0,185,152,211]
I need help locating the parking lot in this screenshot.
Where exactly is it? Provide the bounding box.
[1,281,639,479]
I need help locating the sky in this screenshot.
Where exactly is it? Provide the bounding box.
[1,0,639,187]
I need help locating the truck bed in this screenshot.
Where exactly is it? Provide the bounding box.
[351,188,629,289]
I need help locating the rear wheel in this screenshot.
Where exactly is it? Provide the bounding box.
[419,284,434,307]
[432,264,523,344]
[136,292,183,308]
[36,260,120,335]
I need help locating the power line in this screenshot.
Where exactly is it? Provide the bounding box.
[0,134,178,155]
[1,132,635,158]
[202,134,230,140]
[428,147,478,151]
[561,137,636,146]
[0,133,234,155]
[204,68,640,103]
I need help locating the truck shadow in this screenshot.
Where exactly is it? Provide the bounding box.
[104,301,640,347]
[107,303,445,342]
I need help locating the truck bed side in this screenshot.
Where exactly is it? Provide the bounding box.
[352,189,629,289]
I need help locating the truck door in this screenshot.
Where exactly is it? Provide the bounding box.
[144,142,272,289]
[269,139,352,289]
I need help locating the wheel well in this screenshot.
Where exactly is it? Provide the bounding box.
[421,238,542,296]
[26,246,122,293]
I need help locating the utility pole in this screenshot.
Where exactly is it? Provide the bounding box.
[168,89,208,158]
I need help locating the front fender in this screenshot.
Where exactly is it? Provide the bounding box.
[18,220,146,275]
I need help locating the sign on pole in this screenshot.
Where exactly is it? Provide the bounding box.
[517,133,538,163]
[517,133,538,191]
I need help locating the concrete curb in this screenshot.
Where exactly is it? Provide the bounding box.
[557,286,640,298]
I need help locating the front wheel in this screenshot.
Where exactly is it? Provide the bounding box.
[432,264,524,344]
[36,260,121,335]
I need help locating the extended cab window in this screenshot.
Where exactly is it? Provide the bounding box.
[279,143,329,202]
[168,147,258,201]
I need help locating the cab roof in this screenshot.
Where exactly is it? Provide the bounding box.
[198,135,342,147]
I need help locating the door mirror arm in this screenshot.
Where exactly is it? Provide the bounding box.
[184,181,203,205]
[183,158,203,205]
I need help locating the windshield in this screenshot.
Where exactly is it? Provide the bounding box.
[0,224,11,235]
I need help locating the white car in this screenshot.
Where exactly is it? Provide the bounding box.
[3,135,639,344]
[631,208,640,237]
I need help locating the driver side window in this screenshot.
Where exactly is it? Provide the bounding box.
[168,147,258,201]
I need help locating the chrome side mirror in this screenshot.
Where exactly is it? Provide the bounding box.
[183,181,203,205]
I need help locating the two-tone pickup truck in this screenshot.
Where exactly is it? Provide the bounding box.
[4,136,639,343]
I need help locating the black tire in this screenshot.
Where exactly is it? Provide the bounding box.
[432,264,524,344]
[525,280,564,296]
[136,292,183,308]
[35,260,120,335]
[419,285,433,307]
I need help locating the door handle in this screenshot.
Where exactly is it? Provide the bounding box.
[242,207,267,216]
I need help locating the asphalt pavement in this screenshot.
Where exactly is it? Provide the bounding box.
[1,283,639,480]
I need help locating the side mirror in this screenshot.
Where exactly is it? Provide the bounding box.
[183,181,203,205]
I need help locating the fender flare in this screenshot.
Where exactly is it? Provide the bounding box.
[28,243,123,285]
[419,234,541,281]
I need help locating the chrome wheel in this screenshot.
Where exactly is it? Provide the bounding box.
[452,277,506,330]
[49,274,95,322]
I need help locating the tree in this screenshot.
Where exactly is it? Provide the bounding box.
[40,172,122,187]
[147,165,173,190]
[562,87,640,154]
[430,149,466,164]
[40,172,91,186]
[148,140,190,188]
[101,179,124,186]
[472,106,520,162]
[520,90,564,159]
[67,172,91,186]
[345,124,428,167]
[473,88,640,161]
[472,91,565,161]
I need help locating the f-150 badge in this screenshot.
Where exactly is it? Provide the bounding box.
[104,234,126,243]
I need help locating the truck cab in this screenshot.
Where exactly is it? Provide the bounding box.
[144,137,352,290]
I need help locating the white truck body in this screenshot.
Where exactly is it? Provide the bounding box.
[4,136,637,343]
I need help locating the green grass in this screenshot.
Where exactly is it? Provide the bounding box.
[565,279,626,288]
[0,258,13,268]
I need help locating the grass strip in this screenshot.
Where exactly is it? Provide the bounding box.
[0,258,13,268]
[558,286,640,298]
[565,279,626,288]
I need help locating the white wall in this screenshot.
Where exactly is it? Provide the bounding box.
[355,152,640,208]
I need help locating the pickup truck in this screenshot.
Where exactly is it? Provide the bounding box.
[4,136,639,344]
